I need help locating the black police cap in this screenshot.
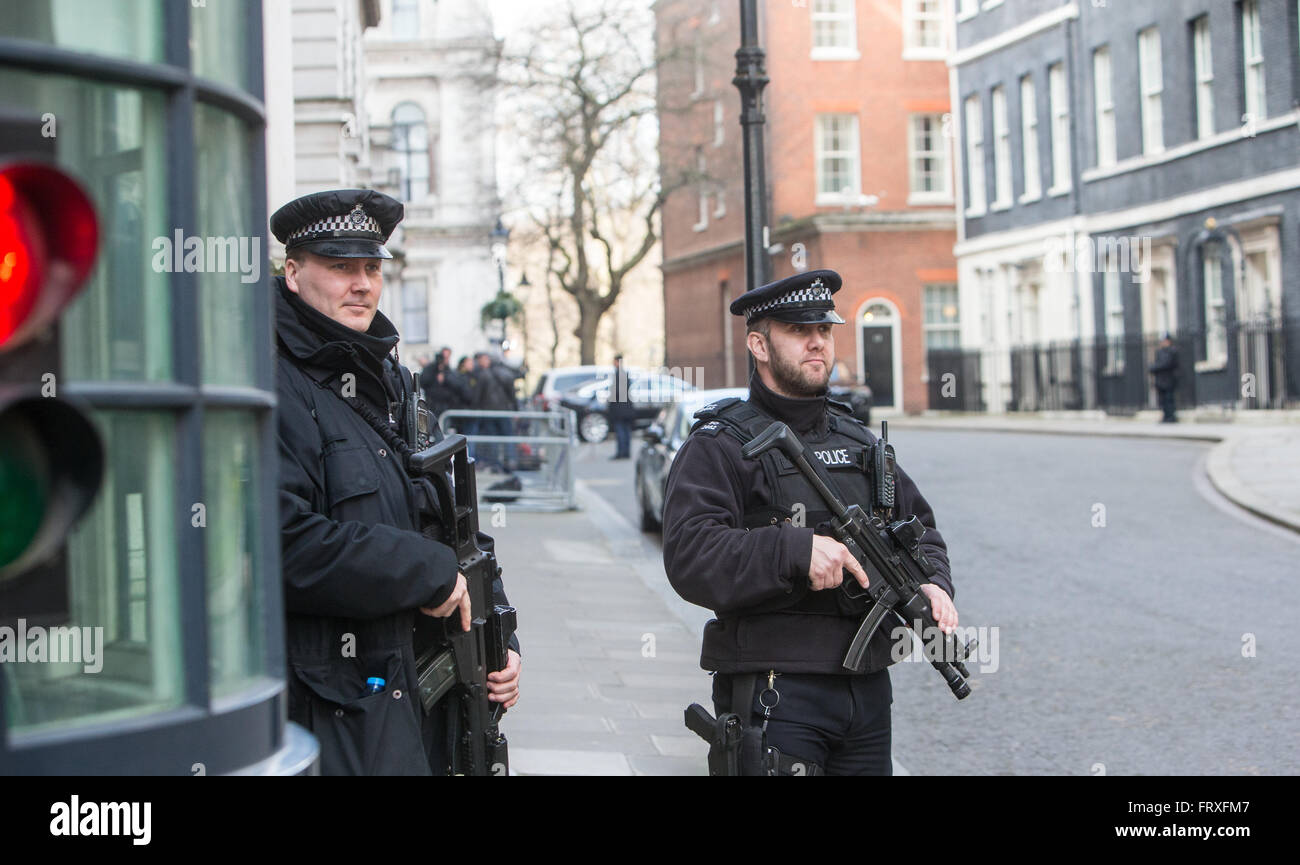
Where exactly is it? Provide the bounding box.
[729,269,845,325]
[270,189,403,259]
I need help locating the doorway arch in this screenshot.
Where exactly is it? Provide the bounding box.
[855,297,902,411]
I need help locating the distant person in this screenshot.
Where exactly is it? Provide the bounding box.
[608,354,635,460]
[472,352,518,468]
[1149,334,1179,423]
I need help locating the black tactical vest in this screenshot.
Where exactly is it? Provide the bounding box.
[691,397,880,620]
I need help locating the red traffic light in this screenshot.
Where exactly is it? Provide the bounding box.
[0,162,99,352]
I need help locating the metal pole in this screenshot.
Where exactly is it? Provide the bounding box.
[734,0,771,296]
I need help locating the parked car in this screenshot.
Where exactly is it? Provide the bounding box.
[634,387,748,532]
[528,365,614,413]
[828,360,872,427]
[561,371,698,443]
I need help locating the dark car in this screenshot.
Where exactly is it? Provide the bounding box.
[828,360,872,426]
[561,371,697,443]
[634,387,748,532]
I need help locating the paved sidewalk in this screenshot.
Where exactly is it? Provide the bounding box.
[487,484,712,776]
[891,411,1300,534]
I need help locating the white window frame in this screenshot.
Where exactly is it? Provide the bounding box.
[964,94,986,217]
[1242,0,1266,123]
[1138,27,1164,155]
[1048,63,1071,195]
[923,283,961,351]
[810,0,860,61]
[814,113,861,206]
[691,33,705,100]
[1200,246,1228,369]
[908,114,952,204]
[1193,16,1215,140]
[1093,46,1117,168]
[1020,75,1041,202]
[692,150,709,232]
[713,100,724,147]
[1102,262,1125,375]
[991,86,1012,210]
[957,0,979,22]
[903,0,947,61]
[713,184,726,219]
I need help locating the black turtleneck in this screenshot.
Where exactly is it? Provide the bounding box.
[746,369,830,438]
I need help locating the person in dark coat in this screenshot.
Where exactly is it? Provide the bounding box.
[271,189,521,775]
[661,269,958,775]
[1149,334,1179,423]
[607,354,636,459]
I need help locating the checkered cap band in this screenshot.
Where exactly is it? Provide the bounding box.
[745,279,833,321]
[286,204,382,242]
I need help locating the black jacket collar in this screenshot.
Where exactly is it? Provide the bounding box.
[747,368,829,438]
[275,276,401,406]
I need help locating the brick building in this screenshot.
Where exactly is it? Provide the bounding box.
[656,0,957,412]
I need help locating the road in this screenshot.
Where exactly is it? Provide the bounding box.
[570,426,1300,775]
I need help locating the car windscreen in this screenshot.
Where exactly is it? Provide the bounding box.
[553,372,604,393]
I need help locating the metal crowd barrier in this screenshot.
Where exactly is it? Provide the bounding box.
[437,409,579,511]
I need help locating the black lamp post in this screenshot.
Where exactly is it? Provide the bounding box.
[734,0,771,296]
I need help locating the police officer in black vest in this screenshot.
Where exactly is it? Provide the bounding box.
[272,189,521,775]
[662,269,957,776]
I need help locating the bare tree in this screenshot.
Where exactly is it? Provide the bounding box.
[500,0,690,365]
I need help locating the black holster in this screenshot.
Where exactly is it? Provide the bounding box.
[684,674,822,776]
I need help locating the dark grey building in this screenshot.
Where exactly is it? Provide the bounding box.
[941,0,1299,413]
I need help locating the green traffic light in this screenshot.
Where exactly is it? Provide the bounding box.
[0,418,49,571]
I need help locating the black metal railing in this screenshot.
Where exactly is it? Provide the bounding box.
[925,317,1297,413]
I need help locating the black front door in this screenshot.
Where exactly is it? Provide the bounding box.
[862,325,894,408]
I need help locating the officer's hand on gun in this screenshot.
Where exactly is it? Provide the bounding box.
[809,535,870,592]
[919,583,958,635]
[487,650,521,709]
[420,571,472,632]
[809,536,960,636]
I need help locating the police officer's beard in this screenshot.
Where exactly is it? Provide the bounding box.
[766,340,829,398]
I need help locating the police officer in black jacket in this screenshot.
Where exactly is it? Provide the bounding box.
[272,189,521,775]
[662,269,957,776]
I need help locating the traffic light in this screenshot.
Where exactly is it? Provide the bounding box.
[0,114,104,621]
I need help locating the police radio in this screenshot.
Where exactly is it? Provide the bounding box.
[872,421,896,518]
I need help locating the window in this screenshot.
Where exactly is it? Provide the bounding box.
[811,0,858,58]
[908,114,951,202]
[991,86,1012,208]
[1203,245,1228,365]
[959,0,979,18]
[402,279,429,344]
[1193,16,1215,139]
[713,100,725,147]
[1093,46,1116,168]
[1102,261,1125,373]
[1049,63,1071,192]
[964,95,986,215]
[1242,0,1266,123]
[904,0,945,58]
[693,149,709,231]
[1137,28,1164,154]
[924,284,961,350]
[814,113,860,204]
[1020,76,1041,201]
[391,0,419,37]
[691,32,705,98]
[392,102,430,201]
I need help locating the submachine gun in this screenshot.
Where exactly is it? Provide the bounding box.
[741,420,976,700]
[407,429,517,776]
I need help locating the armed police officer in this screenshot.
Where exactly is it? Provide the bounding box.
[272,189,520,775]
[663,269,957,776]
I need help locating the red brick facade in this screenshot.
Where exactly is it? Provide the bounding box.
[657,0,957,412]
